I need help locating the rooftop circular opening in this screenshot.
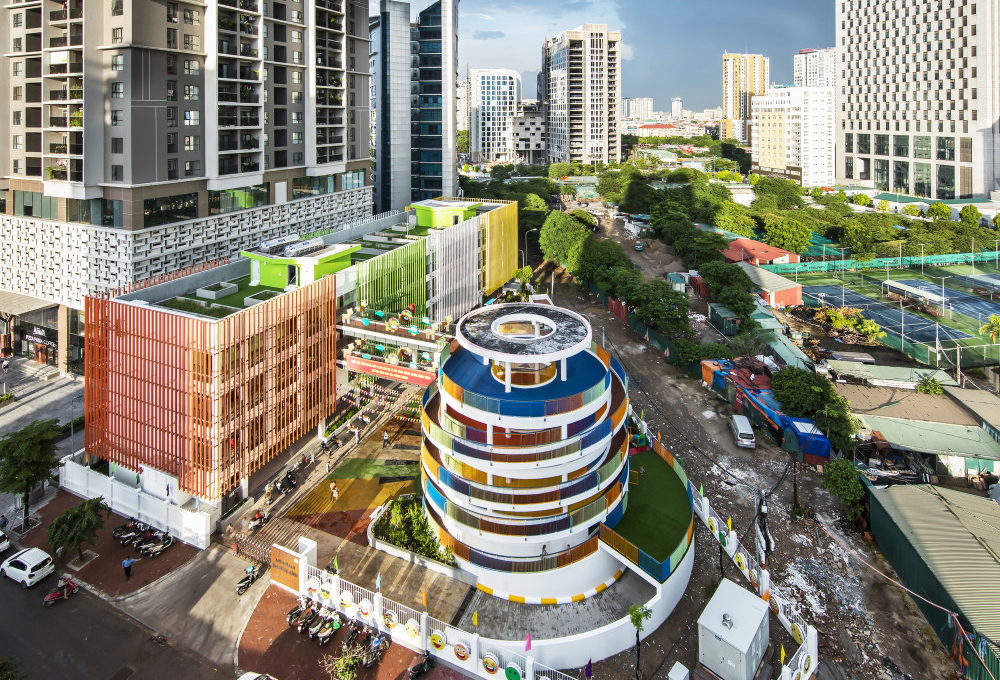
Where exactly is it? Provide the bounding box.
[490,313,558,343]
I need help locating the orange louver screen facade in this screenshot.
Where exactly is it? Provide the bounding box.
[85,277,338,500]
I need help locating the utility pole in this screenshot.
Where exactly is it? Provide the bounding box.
[792,456,799,515]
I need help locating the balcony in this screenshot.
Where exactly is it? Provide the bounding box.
[49,7,82,22]
[239,91,259,104]
[218,137,238,151]
[48,143,82,155]
[219,118,237,127]
[239,45,258,58]
[239,22,258,35]
[239,0,258,11]
[218,17,237,32]
[219,90,237,102]
[240,137,259,150]
[238,116,259,127]
[239,161,259,173]
[48,63,83,76]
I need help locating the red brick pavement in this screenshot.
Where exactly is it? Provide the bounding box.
[239,585,466,680]
[16,489,197,597]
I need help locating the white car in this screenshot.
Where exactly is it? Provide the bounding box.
[0,531,9,553]
[237,674,277,680]
[1,547,55,589]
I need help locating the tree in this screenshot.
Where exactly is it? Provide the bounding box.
[634,281,691,338]
[752,176,803,209]
[771,368,830,418]
[629,604,653,680]
[674,231,727,268]
[903,204,923,217]
[456,130,469,154]
[926,202,952,220]
[48,497,110,562]
[0,658,25,680]
[980,314,1000,343]
[821,457,865,520]
[714,202,756,238]
[570,209,596,228]
[916,376,943,395]
[763,218,812,254]
[671,339,735,365]
[851,193,871,206]
[548,162,572,179]
[596,265,644,306]
[576,238,631,283]
[538,211,590,272]
[0,419,61,529]
[960,204,983,227]
[876,199,890,213]
[319,651,361,680]
[809,187,824,199]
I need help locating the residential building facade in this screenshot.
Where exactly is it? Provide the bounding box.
[512,100,546,165]
[721,53,768,143]
[836,0,996,199]
[671,97,683,119]
[541,24,621,164]
[470,68,521,163]
[751,86,835,188]
[793,47,836,87]
[0,0,373,373]
[622,96,652,121]
[370,0,459,213]
[456,75,470,132]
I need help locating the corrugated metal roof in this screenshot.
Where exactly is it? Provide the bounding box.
[873,484,1000,646]
[736,262,801,292]
[837,384,978,425]
[944,387,1000,433]
[826,360,959,386]
[858,415,1000,460]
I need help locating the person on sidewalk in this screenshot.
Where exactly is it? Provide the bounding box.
[0,514,7,531]
[383,431,389,448]
[330,481,339,501]
[122,556,140,581]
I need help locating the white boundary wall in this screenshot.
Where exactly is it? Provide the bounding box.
[59,452,215,549]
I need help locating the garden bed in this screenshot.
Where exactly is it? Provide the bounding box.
[370,497,456,567]
[324,406,359,437]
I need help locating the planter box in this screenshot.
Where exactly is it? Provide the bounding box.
[196,282,238,300]
[243,290,281,307]
[366,503,477,585]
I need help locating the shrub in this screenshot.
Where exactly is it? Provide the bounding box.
[372,497,456,567]
[916,376,943,395]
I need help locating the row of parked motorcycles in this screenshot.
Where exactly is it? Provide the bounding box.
[112,519,175,558]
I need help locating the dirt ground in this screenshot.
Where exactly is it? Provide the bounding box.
[528,251,957,680]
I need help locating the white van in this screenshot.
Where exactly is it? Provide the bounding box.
[729,415,756,449]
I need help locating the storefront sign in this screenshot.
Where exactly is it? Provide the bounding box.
[345,355,435,387]
[269,545,301,592]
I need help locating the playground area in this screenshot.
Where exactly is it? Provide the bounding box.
[612,449,692,563]
[797,262,1000,367]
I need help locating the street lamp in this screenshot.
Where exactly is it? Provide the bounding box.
[940,275,953,319]
[919,243,927,276]
[994,239,1000,270]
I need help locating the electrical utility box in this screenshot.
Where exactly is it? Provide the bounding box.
[698,578,769,680]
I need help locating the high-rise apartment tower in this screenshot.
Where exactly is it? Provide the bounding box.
[721,53,768,143]
[793,47,836,87]
[541,24,621,164]
[470,69,521,163]
[836,0,995,199]
[0,0,373,372]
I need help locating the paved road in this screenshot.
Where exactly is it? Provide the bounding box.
[0,575,230,680]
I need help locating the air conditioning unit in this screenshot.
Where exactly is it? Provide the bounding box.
[282,237,325,258]
[259,234,299,254]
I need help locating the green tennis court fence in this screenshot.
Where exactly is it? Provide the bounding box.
[763,251,1000,275]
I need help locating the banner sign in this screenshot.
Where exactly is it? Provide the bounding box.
[345,355,435,387]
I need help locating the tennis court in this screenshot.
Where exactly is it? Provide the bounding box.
[802,285,970,343]
[942,272,1000,295]
[892,279,1000,323]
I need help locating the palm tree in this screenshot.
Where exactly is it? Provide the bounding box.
[629,604,652,680]
[980,314,1000,343]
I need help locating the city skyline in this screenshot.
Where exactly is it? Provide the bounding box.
[372,0,835,111]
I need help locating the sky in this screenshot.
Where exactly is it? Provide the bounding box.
[371,0,836,112]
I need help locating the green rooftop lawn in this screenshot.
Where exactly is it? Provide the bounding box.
[159,297,236,319]
[613,450,692,562]
[194,275,285,309]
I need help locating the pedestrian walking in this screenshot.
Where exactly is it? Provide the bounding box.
[0,514,7,531]
[325,460,331,474]
[330,481,339,501]
[353,427,359,445]
[383,431,389,448]
[122,556,140,581]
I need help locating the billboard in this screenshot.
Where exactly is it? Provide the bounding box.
[345,355,435,387]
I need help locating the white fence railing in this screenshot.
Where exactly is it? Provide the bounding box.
[59,454,213,549]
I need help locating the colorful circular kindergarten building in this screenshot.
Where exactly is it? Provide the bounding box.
[420,301,634,600]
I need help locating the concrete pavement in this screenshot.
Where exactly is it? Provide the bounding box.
[0,356,83,438]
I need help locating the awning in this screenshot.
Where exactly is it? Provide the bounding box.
[0,290,57,317]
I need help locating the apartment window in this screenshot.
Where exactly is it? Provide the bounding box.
[937,164,955,199]
[184,135,200,151]
[893,135,909,157]
[111,82,124,98]
[183,34,200,50]
[12,86,22,100]
[112,109,124,126]
[166,80,176,100]
[960,137,972,163]
[12,135,23,150]
[937,137,955,161]
[184,160,201,176]
[184,59,199,75]
[292,111,303,124]
[292,151,303,165]
[111,0,123,15]
[12,38,21,52]
[112,28,123,44]
[856,133,870,154]
[292,131,303,144]
[914,136,931,159]
[167,28,177,49]
[291,71,302,84]
[292,30,302,43]
[183,85,200,100]
[12,12,21,27]
[166,2,178,21]
[292,51,302,64]
[844,157,853,179]
[874,134,890,156]
[110,55,124,71]
[111,137,123,153]
[291,10,302,22]
[166,55,176,74]
[12,160,21,174]
[183,8,200,24]
[291,91,302,104]
[893,160,910,193]
[111,165,124,181]
[874,159,890,190]
[914,162,932,196]
[12,111,21,125]
[167,159,177,177]
[184,110,199,125]
[12,61,22,77]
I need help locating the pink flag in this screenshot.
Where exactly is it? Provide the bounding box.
[525,633,531,652]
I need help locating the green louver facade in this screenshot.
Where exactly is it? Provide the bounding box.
[357,238,428,315]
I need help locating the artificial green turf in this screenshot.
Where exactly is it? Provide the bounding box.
[612,450,692,562]
[329,457,419,479]
[159,297,236,319]
[194,275,285,309]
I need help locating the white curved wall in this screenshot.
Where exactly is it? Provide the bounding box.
[467,547,622,599]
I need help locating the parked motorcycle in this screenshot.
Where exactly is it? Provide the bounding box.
[274,478,288,495]
[284,471,297,489]
[362,630,390,668]
[247,510,269,532]
[408,650,434,679]
[286,596,308,625]
[112,518,141,539]
[341,619,364,653]
[236,564,263,595]
[42,577,79,608]
[118,523,149,546]
[307,606,331,638]
[134,530,168,553]
[315,611,342,646]
[140,535,174,558]
[296,602,319,634]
